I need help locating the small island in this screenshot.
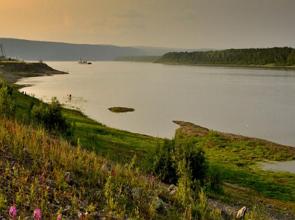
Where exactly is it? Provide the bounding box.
[108,106,135,113]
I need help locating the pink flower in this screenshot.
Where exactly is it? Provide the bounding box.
[9,204,17,218]
[33,208,42,220]
[57,213,62,220]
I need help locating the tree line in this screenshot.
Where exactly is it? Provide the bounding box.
[157,47,295,66]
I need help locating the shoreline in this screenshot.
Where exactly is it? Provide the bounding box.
[173,120,295,149]
[0,61,67,84]
[155,61,295,71]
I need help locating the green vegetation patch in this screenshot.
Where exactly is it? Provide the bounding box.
[175,121,295,202]
[108,106,135,113]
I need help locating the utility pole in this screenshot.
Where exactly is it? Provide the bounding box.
[0,44,6,57]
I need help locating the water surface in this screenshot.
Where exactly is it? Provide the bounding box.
[260,161,295,174]
[17,61,295,146]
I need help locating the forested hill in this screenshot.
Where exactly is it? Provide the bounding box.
[0,38,203,61]
[157,47,295,66]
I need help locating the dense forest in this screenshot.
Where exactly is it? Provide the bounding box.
[157,47,295,66]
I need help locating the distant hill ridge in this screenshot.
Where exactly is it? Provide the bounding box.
[157,47,295,66]
[0,38,203,61]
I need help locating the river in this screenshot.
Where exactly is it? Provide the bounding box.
[17,61,295,146]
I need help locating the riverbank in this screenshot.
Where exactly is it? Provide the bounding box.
[0,61,67,83]
[174,120,295,218]
[156,61,295,71]
[2,61,295,219]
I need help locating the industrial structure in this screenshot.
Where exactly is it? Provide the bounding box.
[0,44,6,58]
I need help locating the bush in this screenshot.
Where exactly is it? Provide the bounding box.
[151,138,209,186]
[206,166,223,193]
[31,97,72,136]
[174,139,208,185]
[0,82,15,118]
[152,139,177,184]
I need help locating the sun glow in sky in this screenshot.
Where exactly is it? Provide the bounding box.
[1,0,295,48]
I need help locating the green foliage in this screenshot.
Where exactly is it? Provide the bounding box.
[151,138,209,185]
[193,130,295,201]
[206,166,223,193]
[0,82,15,118]
[0,192,7,212]
[31,97,72,136]
[152,139,177,184]
[158,47,295,66]
[174,138,208,185]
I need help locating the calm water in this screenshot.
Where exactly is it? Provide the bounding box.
[17,61,295,146]
[260,161,295,174]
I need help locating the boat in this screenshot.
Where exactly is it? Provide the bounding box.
[78,58,92,65]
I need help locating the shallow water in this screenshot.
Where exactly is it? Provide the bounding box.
[17,61,295,146]
[260,161,295,174]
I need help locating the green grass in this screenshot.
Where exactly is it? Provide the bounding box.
[13,83,295,204]
[175,129,295,202]
[0,117,185,219]
[13,87,161,165]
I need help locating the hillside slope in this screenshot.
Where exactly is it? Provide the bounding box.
[0,117,180,219]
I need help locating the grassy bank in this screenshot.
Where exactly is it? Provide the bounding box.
[174,121,295,217]
[13,88,160,164]
[0,117,184,219]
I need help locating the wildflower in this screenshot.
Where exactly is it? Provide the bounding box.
[57,213,62,220]
[78,211,83,219]
[33,208,42,220]
[9,204,17,219]
[78,211,86,220]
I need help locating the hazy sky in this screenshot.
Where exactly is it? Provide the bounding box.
[1,0,295,48]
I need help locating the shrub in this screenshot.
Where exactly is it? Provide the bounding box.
[174,138,208,185]
[31,97,72,136]
[0,82,15,118]
[206,166,223,193]
[151,139,177,184]
[151,138,209,186]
